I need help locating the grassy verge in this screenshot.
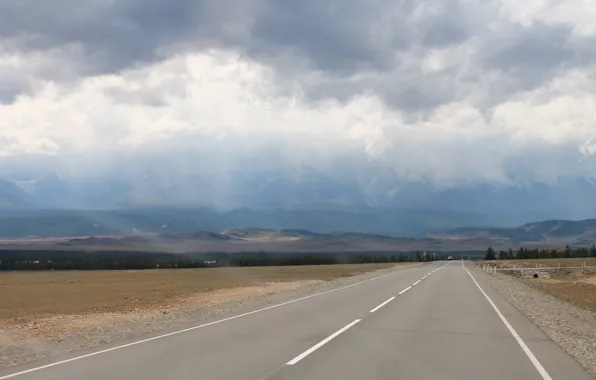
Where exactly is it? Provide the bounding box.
[0,263,413,320]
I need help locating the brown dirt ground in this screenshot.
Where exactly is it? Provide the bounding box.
[487,259,596,313]
[530,278,596,313]
[0,280,320,346]
[0,264,410,321]
[0,263,419,346]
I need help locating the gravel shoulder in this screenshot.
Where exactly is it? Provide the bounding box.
[0,263,418,369]
[479,269,596,377]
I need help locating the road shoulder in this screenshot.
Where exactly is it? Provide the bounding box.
[469,265,596,379]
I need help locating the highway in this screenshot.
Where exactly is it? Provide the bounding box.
[1,261,592,380]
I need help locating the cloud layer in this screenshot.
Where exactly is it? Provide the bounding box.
[1,0,595,191]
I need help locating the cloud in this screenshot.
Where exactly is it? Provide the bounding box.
[581,140,596,157]
[0,0,595,194]
[496,0,596,37]
[0,134,59,157]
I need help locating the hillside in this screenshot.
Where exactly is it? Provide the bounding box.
[0,180,37,208]
[0,227,495,253]
[433,219,596,245]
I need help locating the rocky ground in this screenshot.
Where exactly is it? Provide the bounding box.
[480,269,596,378]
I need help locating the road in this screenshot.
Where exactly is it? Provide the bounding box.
[1,261,592,380]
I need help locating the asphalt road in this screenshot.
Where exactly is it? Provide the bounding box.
[1,261,592,380]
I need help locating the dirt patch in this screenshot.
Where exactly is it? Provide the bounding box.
[0,280,318,346]
[529,277,596,313]
[0,263,401,321]
[507,267,596,313]
[483,259,596,313]
[580,275,596,285]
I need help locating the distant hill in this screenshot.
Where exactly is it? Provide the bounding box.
[0,228,497,253]
[4,220,595,254]
[433,219,596,245]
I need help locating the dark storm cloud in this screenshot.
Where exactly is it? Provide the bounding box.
[472,22,588,108]
[0,80,25,104]
[0,0,473,75]
[421,21,468,47]
[1,0,594,112]
[0,0,206,72]
[483,23,576,71]
[248,0,390,72]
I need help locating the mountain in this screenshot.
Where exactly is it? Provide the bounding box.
[2,168,596,238]
[0,180,37,208]
[0,208,482,239]
[30,173,75,208]
[434,219,596,245]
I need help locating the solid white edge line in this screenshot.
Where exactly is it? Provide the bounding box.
[412,280,421,286]
[286,319,361,365]
[0,267,417,380]
[399,286,412,295]
[463,265,552,380]
[369,297,395,313]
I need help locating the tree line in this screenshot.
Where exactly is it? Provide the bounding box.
[0,250,424,271]
[484,245,596,260]
[0,249,477,271]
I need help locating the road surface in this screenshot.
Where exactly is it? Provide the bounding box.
[1,261,592,380]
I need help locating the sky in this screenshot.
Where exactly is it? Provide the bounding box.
[1,0,596,189]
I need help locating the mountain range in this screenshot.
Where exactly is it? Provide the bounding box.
[0,227,509,253]
[1,170,595,238]
[3,219,595,255]
[0,208,482,239]
[433,219,596,246]
[0,202,595,249]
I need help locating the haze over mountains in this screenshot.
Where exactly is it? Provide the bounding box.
[3,168,596,221]
[0,168,595,242]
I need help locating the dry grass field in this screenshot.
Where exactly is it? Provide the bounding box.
[0,263,413,321]
[485,258,596,313]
